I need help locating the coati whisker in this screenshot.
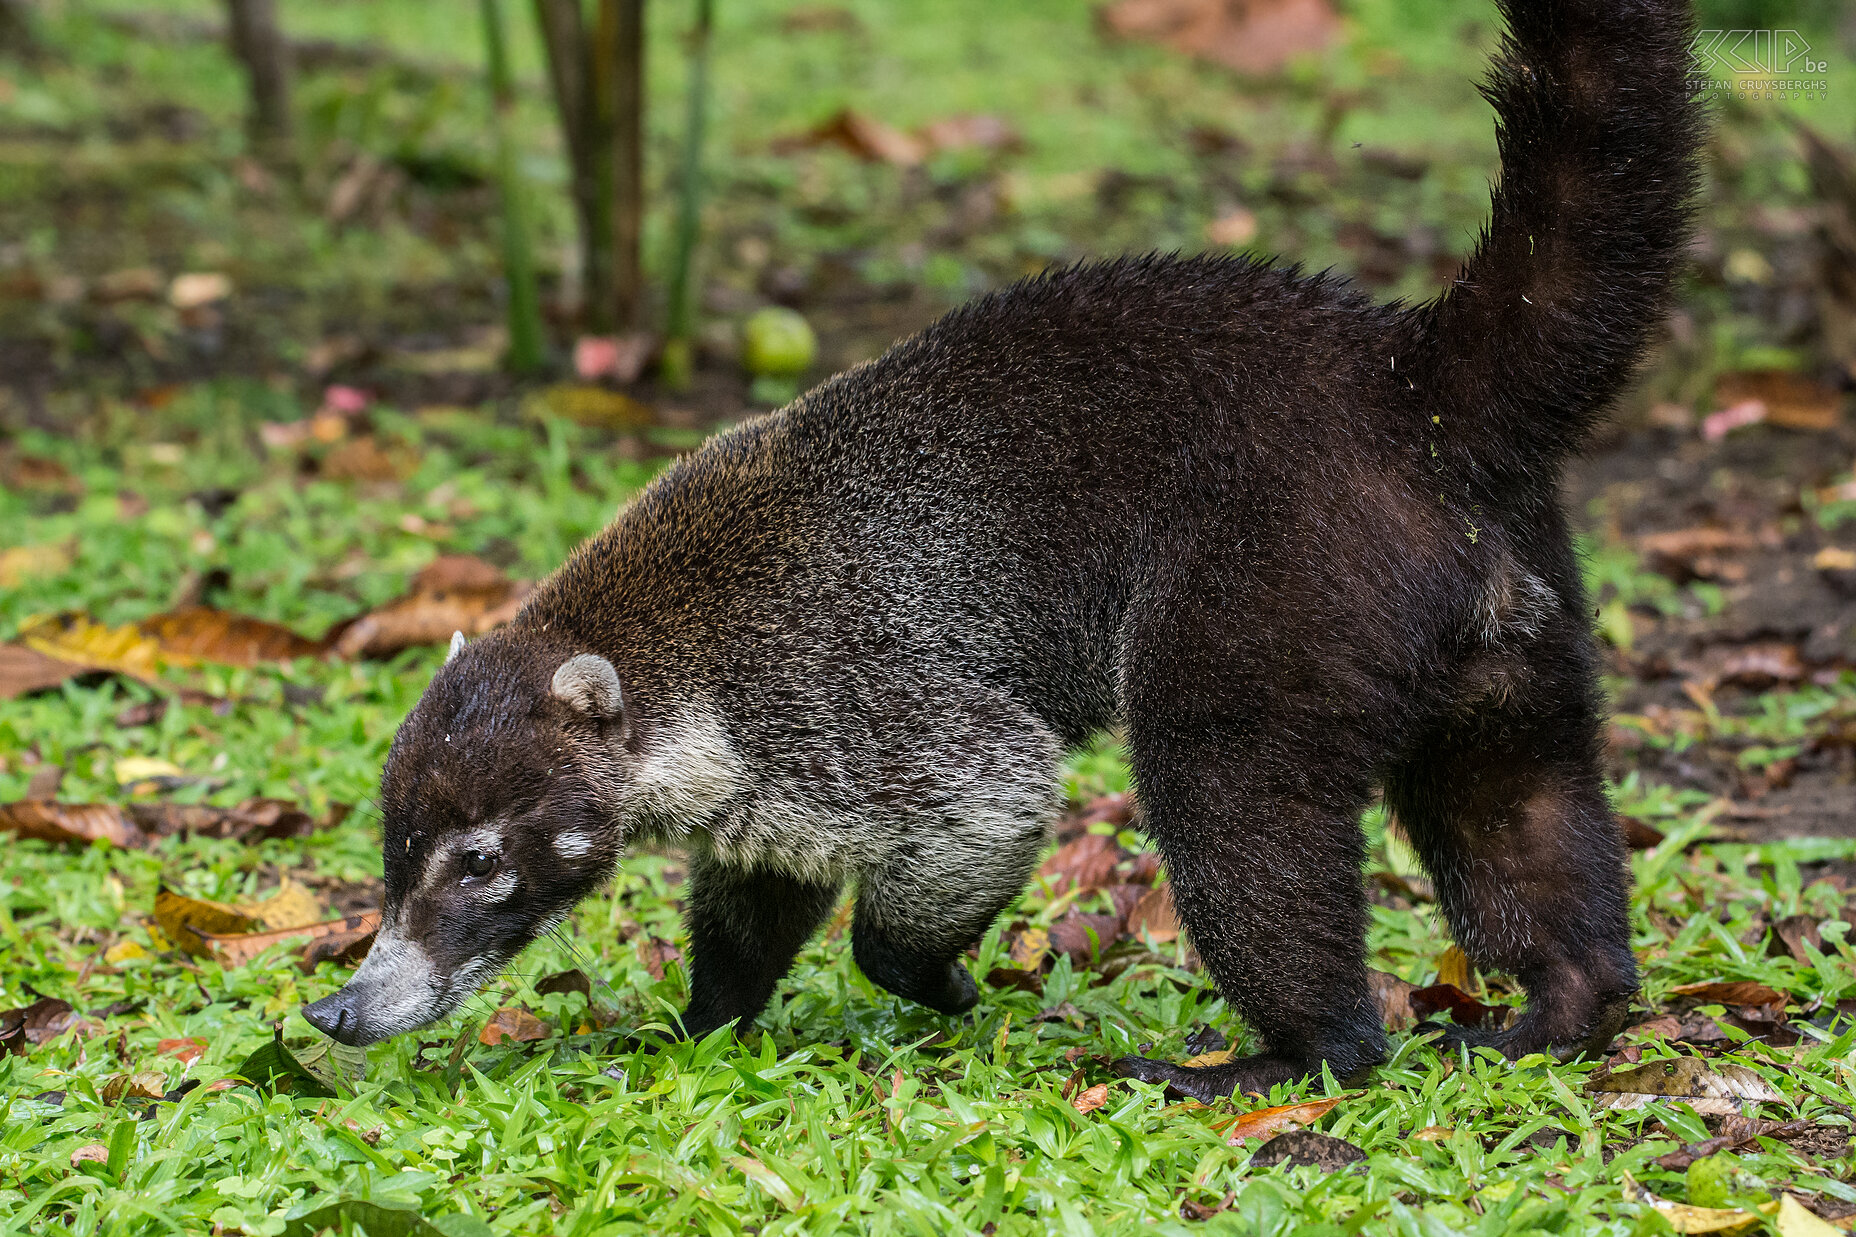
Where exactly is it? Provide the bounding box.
[303,0,1701,1101]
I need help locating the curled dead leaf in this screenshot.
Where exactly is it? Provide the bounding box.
[1125,883,1180,944]
[0,644,88,700]
[1039,831,1123,896]
[70,1143,108,1167]
[1368,969,1418,1032]
[1072,1082,1111,1114]
[479,1006,550,1046]
[153,888,263,957]
[0,801,143,848]
[198,911,381,970]
[1588,1056,1784,1115]
[158,1037,208,1067]
[101,1071,168,1104]
[329,555,529,658]
[0,996,80,1055]
[1668,980,1787,1008]
[1216,1093,1353,1144]
[138,607,325,666]
[1098,0,1341,74]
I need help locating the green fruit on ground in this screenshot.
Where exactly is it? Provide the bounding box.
[742,307,818,377]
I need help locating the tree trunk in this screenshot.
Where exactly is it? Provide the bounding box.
[0,0,41,61]
[606,0,646,332]
[224,0,294,159]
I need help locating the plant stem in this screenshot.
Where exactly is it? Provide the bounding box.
[480,0,545,374]
[660,0,713,391]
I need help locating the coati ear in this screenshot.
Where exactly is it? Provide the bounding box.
[551,653,624,720]
[446,631,466,664]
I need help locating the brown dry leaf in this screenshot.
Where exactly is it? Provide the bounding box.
[330,555,530,659]
[199,910,381,969]
[479,1007,550,1046]
[101,1071,168,1104]
[1098,0,1340,74]
[0,801,144,848]
[1714,371,1844,432]
[1621,815,1668,850]
[322,436,414,483]
[1039,831,1123,896]
[0,644,87,699]
[1588,1056,1784,1114]
[775,108,928,165]
[0,996,80,1055]
[1055,792,1133,843]
[1622,1172,1765,1233]
[168,272,231,309]
[93,267,163,302]
[1434,945,1478,993]
[299,915,379,973]
[1409,983,1499,1028]
[126,797,335,843]
[17,613,163,681]
[138,607,325,666]
[1071,1082,1111,1115]
[154,888,263,957]
[70,1144,108,1167]
[1713,643,1806,688]
[1215,1093,1352,1144]
[0,449,81,493]
[639,937,682,981]
[536,969,593,999]
[1770,915,1824,965]
[0,541,73,587]
[1206,207,1259,248]
[1049,912,1123,965]
[916,114,1022,155]
[1368,969,1418,1031]
[1125,883,1181,944]
[158,1037,208,1067]
[1668,980,1787,1007]
[1010,926,1051,970]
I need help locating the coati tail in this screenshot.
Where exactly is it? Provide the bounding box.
[1412,0,1702,460]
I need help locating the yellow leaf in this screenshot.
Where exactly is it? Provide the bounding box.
[154,887,262,957]
[19,613,163,680]
[1180,1048,1235,1069]
[114,756,185,785]
[0,542,72,587]
[1010,926,1050,971]
[239,878,325,932]
[104,941,147,964]
[1777,1195,1845,1237]
[1813,547,1856,572]
[1435,945,1478,993]
[1622,1172,1764,1234]
[1412,1126,1455,1141]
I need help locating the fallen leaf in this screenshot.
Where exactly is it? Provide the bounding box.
[0,541,73,587]
[775,108,927,165]
[101,1071,167,1103]
[1216,1093,1352,1143]
[1010,926,1051,970]
[1814,546,1856,572]
[234,1027,335,1097]
[1072,1082,1111,1114]
[531,383,655,431]
[114,755,185,788]
[535,969,592,999]
[1713,643,1805,688]
[1777,1194,1845,1237]
[1409,982,1498,1028]
[0,801,144,848]
[298,916,378,973]
[1048,911,1123,964]
[329,555,530,659]
[244,879,325,931]
[159,1037,207,1067]
[199,911,381,970]
[1588,1056,1784,1114]
[1055,791,1134,843]
[322,435,414,483]
[638,937,682,981]
[1621,815,1668,849]
[1411,1125,1454,1141]
[1654,1115,1813,1170]
[1206,207,1258,248]
[1039,831,1123,896]
[0,996,80,1055]
[1622,1172,1764,1233]
[1434,945,1477,992]
[17,612,163,680]
[1368,969,1418,1031]
[1714,371,1843,432]
[154,888,263,956]
[1669,980,1787,1008]
[1770,916,1824,964]
[1125,883,1181,943]
[137,607,326,666]
[167,271,231,308]
[1248,1128,1366,1171]
[916,113,1023,155]
[70,1144,108,1167]
[1098,0,1341,74]
[93,267,163,301]
[1702,400,1768,441]
[0,644,87,699]
[1180,1048,1234,1068]
[104,941,147,964]
[479,1006,550,1046]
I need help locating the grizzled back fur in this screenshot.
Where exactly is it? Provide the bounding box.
[307,0,1702,1093]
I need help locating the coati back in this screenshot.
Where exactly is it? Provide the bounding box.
[306,0,1700,1099]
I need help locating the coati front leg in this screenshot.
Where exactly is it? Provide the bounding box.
[679,854,841,1039]
[1383,635,1638,1059]
[852,827,1047,1015]
[1112,721,1388,1102]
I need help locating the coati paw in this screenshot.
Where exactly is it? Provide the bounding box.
[920,961,979,1016]
[1111,1053,1308,1104]
[1420,992,1633,1062]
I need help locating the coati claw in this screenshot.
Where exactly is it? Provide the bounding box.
[1112,1053,1310,1104]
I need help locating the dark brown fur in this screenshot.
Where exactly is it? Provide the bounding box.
[306,0,1701,1095]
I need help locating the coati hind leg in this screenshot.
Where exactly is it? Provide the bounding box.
[1114,720,1389,1103]
[678,854,842,1039]
[852,825,1048,1016]
[1382,631,1638,1059]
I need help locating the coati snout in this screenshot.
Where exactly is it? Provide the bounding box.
[303,641,627,1046]
[307,0,1700,1099]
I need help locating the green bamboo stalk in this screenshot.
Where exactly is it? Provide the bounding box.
[659,0,714,391]
[480,0,546,374]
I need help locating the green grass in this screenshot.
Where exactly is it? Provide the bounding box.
[2,389,1855,1235]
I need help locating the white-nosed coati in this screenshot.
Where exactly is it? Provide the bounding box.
[304,0,1702,1100]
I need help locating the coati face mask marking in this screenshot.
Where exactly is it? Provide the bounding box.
[302,638,627,1046]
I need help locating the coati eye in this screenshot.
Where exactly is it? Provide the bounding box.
[462,850,497,879]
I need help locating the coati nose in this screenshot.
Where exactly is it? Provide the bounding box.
[302,990,364,1045]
